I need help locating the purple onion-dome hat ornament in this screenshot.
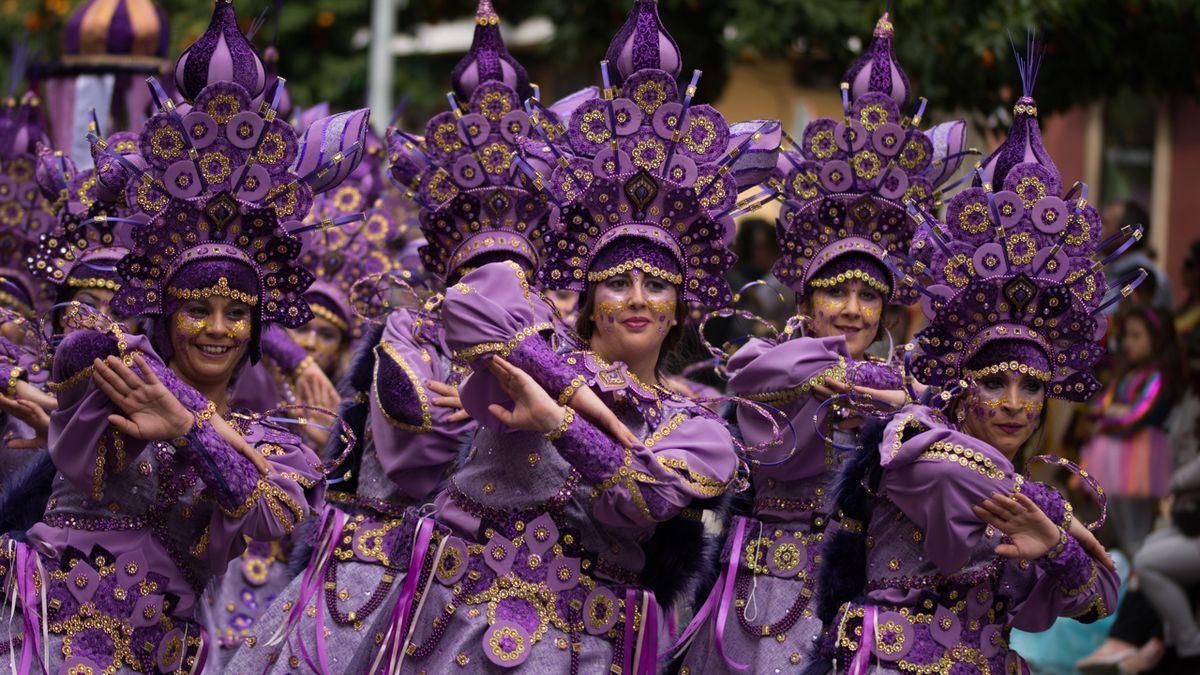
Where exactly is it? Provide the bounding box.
[529,0,781,309]
[771,11,969,306]
[906,37,1146,402]
[0,77,58,319]
[105,0,369,356]
[388,0,553,284]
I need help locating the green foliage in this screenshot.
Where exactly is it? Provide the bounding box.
[1,0,1195,125]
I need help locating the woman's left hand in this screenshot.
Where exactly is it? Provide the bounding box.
[428,379,470,423]
[972,492,1062,560]
[485,356,568,434]
[0,395,49,450]
[1068,517,1117,571]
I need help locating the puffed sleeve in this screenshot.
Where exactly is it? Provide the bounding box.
[442,261,579,427]
[548,408,737,529]
[198,417,325,571]
[260,323,311,375]
[876,405,1020,573]
[726,335,848,480]
[369,308,475,498]
[1004,481,1120,629]
[49,329,159,499]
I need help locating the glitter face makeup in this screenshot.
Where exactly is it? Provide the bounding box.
[168,295,253,390]
[806,278,885,359]
[287,315,346,374]
[959,371,1046,459]
[588,269,679,381]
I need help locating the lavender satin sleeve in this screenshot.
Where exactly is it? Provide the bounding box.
[202,418,326,572]
[370,309,474,499]
[727,335,849,480]
[552,411,737,528]
[261,323,310,375]
[877,405,1019,573]
[441,261,565,430]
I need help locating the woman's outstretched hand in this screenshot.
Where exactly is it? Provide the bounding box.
[0,395,50,450]
[93,355,193,441]
[972,492,1062,560]
[485,356,567,434]
[428,379,471,423]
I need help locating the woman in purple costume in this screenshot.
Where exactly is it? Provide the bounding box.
[225,3,563,672]
[394,2,781,672]
[0,0,379,669]
[813,44,1128,675]
[679,13,971,672]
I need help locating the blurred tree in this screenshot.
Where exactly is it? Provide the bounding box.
[1,0,1196,127]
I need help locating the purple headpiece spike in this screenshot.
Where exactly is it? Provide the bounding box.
[174,0,266,102]
[974,34,1058,192]
[842,12,911,109]
[604,0,682,85]
[450,0,531,101]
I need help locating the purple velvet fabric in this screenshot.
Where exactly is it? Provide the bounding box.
[807,252,892,297]
[965,338,1051,378]
[590,237,681,283]
[547,413,625,483]
[507,334,580,404]
[260,324,309,375]
[172,419,258,512]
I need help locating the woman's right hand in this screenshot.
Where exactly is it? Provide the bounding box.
[0,394,50,450]
[93,355,194,441]
[565,382,639,448]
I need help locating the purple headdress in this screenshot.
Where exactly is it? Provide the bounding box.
[108,0,369,333]
[0,86,57,318]
[300,147,409,334]
[907,38,1143,401]
[388,0,551,284]
[531,0,781,308]
[772,12,968,305]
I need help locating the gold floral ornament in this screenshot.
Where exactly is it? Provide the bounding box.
[166,276,259,306]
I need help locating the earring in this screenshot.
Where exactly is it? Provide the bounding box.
[955,405,966,427]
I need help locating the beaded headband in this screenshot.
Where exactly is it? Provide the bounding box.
[906,38,1144,401]
[103,0,369,329]
[772,13,969,305]
[531,0,781,308]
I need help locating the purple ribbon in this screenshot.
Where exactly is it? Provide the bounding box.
[623,588,637,674]
[715,516,750,669]
[636,591,660,674]
[849,605,877,675]
[376,516,437,673]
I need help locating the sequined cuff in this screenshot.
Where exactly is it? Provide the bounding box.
[1039,529,1097,596]
[547,410,625,483]
[507,335,578,404]
[171,419,260,513]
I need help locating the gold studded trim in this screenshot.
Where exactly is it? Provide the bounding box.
[452,322,554,362]
[808,269,891,295]
[964,360,1052,382]
[308,302,349,332]
[66,277,121,291]
[587,259,683,286]
[166,276,259,306]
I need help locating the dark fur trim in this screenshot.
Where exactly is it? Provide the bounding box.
[286,515,319,578]
[323,319,387,489]
[0,452,56,539]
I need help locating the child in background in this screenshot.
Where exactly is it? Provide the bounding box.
[1082,305,1185,555]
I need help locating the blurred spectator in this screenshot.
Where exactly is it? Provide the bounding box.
[1103,200,1173,311]
[1081,306,1185,555]
[1177,241,1200,378]
[1127,453,1200,673]
[706,218,794,351]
